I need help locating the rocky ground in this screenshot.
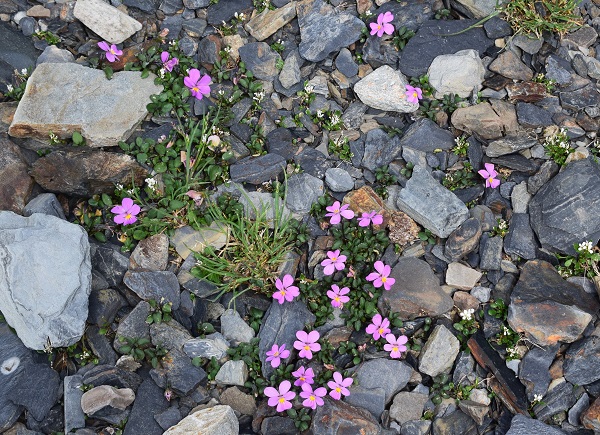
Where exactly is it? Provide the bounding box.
[2,0,600,434]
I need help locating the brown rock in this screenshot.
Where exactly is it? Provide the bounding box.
[451,101,516,140]
[0,135,34,213]
[388,211,420,246]
[506,82,547,102]
[356,0,373,14]
[343,186,389,226]
[81,385,135,415]
[489,50,534,81]
[453,291,480,312]
[444,217,481,262]
[219,387,257,415]
[324,326,353,348]
[27,4,51,17]
[244,2,296,41]
[29,149,147,196]
[109,41,154,71]
[129,234,169,271]
[311,397,382,434]
[0,102,17,131]
[582,396,600,431]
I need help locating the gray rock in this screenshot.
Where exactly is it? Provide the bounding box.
[8,63,162,147]
[162,405,238,434]
[182,20,206,38]
[238,42,281,81]
[451,0,497,18]
[150,321,193,352]
[297,0,363,62]
[401,420,431,435]
[170,222,227,260]
[532,379,576,422]
[129,234,169,271]
[516,102,554,128]
[279,49,302,89]
[568,393,589,426]
[458,400,489,425]
[19,17,36,36]
[123,271,181,309]
[73,0,142,44]
[285,172,324,213]
[64,375,85,433]
[91,243,129,288]
[379,257,453,320]
[311,398,382,434]
[245,2,296,41]
[398,118,455,153]
[446,262,482,290]
[230,153,286,184]
[123,378,169,435]
[506,414,565,435]
[527,160,559,196]
[511,182,531,213]
[206,0,252,26]
[560,84,600,110]
[260,416,297,434]
[504,213,538,260]
[155,407,182,431]
[354,66,419,113]
[530,159,600,254]
[150,349,206,396]
[220,386,257,416]
[325,167,354,192]
[259,300,315,378]
[419,324,460,376]
[399,19,494,77]
[431,410,477,434]
[396,165,469,238]
[344,386,386,419]
[389,391,428,425]
[564,335,600,386]
[362,128,403,171]
[479,236,503,271]
[184,333,230,359]
[0,212,91,350]
[512,34,543,54]
[485,136,538,158]
[87,288,125,326]
[428,49,485,98]
[220,309,255,343]
[182,0,208,11]
[215,360,248,387]
[444,218,482,262]
[36,45,75,66]
[519,344,558,401]
[114,301,151,348]
[23,193,66,220]
[451,101,518,141]
[81,385,135,415]
[0,21,37,92]
[489,50,534,81]
[335,48,358,77]
[483,16,512,39]
[0,135,34,214]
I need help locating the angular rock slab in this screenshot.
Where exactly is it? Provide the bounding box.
[73,0,142,44]
[354,65,418,113]
[311,398,382,435]
[428,49,485,99]
[0,211,91,350]
[508,260,597,347]
[564,335,600,386]
[297,0,364,62]
[396,165,469,238]
[163,405,238,434]
[244,1,296,41]
[9,63,162,147]
[0,134,34,213]
[506,414,566,435]
[529,158,600,254]
[378,257,453,320]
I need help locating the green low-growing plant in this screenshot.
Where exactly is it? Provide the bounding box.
[418,228,436,245]
[73,194,113,242]
[400,161,414,178]
[117,337,167,368]
[374,165,398,200]
[490,218,509,238]
[4,68,30,101]
[533,73,556,93]
[328,136,353,162]
[487,299,508,320]
[544,127,574,166]
[393,26,415,51]
[33,30,60,45]
[146,299,173,324]
[556,241,600,278]
[452,135,469,157]
[453,308,479,348]
[226,337,267,393]
[287,408,312,433]
[442,162,478,191]
[501,0,582,37]
[410,75,435,98]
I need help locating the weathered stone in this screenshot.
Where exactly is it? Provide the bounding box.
[114,302,151,347]
[123,379,168,435]
[564,335,600,386]
[428,49,485,98]
[479,236,503,271]
[163,405,238,434]
[532,379,576,422]
[325,168,354,192]
[361,128,403,171]
[451,101,517,140]
[279,49,302,89]
[73,0,142,44]
[444,218,481,262]
[0,212,91,350]
[506,414,564,435]
[238,42,281,81]
[379,257,453,320]
[388,211,420,246]
[396,166,469,238]
[582,396,600,431]
[485,136,538,158]
[9,63,162,147]
[489,50,534,81]
[0,135,33,213]
[0,22,37,92]
[560,84,600,110]
[91,244,129,288]
[64,375,85,433]
[516,102,554,128]
[398,118,455,152]
[508,260,597,346]
[230,153,286,184]
[220,309,255,343]
[343,186,388,224]
[215,360,248,387]
[81,386,135,415]
[519,345,558,400]
[389,392,428,425]
[297,0,363,62]
[446,262,482,290]
[149,321,193,352]
[123,270,180,309]
[87,288,125,326]
[183,333,230,360]
[354,66,418,113]
[29,149,147,196]
[529,158,600,254]
[171,222,228,260]
[419,324,460,377]
[245,2,296,41]
[220,387,256,415]
[286,172,324,213]
[206,0,253,26]
[504,213,538,260]
[150,349,206,395]
[129,234,169,271]
[311,398,381,435]
[506,82,547,103]
[451,0,497,18]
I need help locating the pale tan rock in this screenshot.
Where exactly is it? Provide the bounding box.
[27,5,50,17]
[74,0,142,44]
[171,222,229,259]
[163,405,238,434]
[354,66,418,113]
[245,2,296,41]
[446,262,483,290]
[222,34,245,61]
[81,385,135,415]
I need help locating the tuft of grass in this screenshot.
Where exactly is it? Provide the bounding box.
[501,0,583,37]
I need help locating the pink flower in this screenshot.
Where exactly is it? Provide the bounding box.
[325,201,355,225]
[327,371,353,400]
[266,343,290,368]
[478,163,500,188]
[293,330,321,360]
[405,85,423,104]
[300,383,327,409]
[273,274,300,304]
[321,250,347,276]
[111,198,140,225]
[160,51,179,72]
[98,41,122,63]
[184,68,212,100]
[164,389,172,402]
[358,211,383,227]
[365,261,395,291]
[369,12,394,37]
[292,366,315,387]
[365,313,391,340]
[384,334,408,359]
[186,190,203,206]
[264,380,296,412]
[327,285,350,308]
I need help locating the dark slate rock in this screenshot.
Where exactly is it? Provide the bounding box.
[182,0,209,9]
[560,84,600,110]
[377,0,436,31]
[527,160,559,196]
[91,243,129,288]
[206,0,253,26]
[505,414,565,435]
[0,21,37,92]
[565,336,600,386]
[154,406,182,430]
[123,270,181,309]
[362,128,403,172]
[478,236,502,271]
[286,173,324,213]
[293,147,332,179]
[344,386,386,420]
[342,101,368,130]
[485,136,538,158]
[160,0,183,15]
[122,0,159,12]
[82,364,143,391]
[114,302,152,348]
[258,300,316,378]
[64,375,85,433]
[86,325,119,365]
[431,410,477,435]
[23,193,66,220]
[261,416,297,435]
[545,54,573,85]
[0,0,18,13]
[266,128,295,160]
[508,260,598,347]
[362,35,400,68]
[310,398,382,435]
[533,380,576,422]
[87,288,125,326]
[0,324,60,429]
[467,137,484,170]
[529,158,600,254]
[483,16,512,38]
[297,0,364,62]
[178,38,198,58]
[401,420,432,435]
[516,102,554,128]
[519,344,559,400]
[197,35,220,66]
[123,378,169,435]
[159,14,184,39]
[19,17,36,37]
[379,257,453,320]
[230,154,286,184]
[398,118,454,152]
[398,19,494,77]
[238,42,281,81]
[490,154,537,174]
[150,349,206,395]
[230,122,253,144]
[444,218,482,262]
[335,47,358,77]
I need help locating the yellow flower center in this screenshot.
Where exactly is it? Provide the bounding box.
[334,208,339,213]
[279,397,285,403]
[331,257,337,262]
[309,395,315,401]
[377,24,382,30]
[413,92,418,98]
[378,328,384,335]
[304,345,310,351]
[393,346,398,352]
[109,48,116,55]
[381,276,387,283]
[274,351,279,356]
[280,290,286,296]
[488,177,494,183]
[334,296,340,302]
[335,387,341,393]
[192,87,199,92]
[300,376,305,381]
[125,213,132,220]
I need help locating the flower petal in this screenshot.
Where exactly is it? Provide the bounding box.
[97,41,110,51]
[282,274,294,288]
[264,387,278,398]
[122,197,134,209]
[307,330,320,343]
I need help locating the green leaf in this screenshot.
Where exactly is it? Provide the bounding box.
[207,165,222,181]
[119,345,132,354]
[133,229,148,240]
[103,66,114,80]
[72,131,84,145]
[169,199,185,210]
[141,69,150,79]
[101,193,112,206]
[153,312,162,323]
[93,232,107,242]
[154,162,167,173]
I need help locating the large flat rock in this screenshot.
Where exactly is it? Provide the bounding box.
[8,63,162,147]
[0,212,91,350]
[74,0,142,44]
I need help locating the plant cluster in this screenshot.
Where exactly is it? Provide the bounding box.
[442,162,478,191]
[556,241,600,278]
[533,73,556,93]
[490,218,509,238]
[146,298,173,324]
[328,136,353,162]
[393,26,415,51]
[117,337,167,368]
[419,93,464,121]
[3,68,30,101]
[312,109,344,131]
[453,308,480,347]
[544,127,573,166]
[374,165,398,199]
[487,299,522,360]
[33,30,60,45]
[501,0,582,37]
[452,135,469,157]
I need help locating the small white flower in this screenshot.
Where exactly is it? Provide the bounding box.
[459,308,475,321]
[304,84,314,94]
[498,219,507,230]
[316,109,324,118]
[145,177,157,191]
[330,114,341,126]
[578,240,594,254]
[115,183,124,190]
[158,68,165,78]
[507,346,519,358]
[224,46,232,54]
[365,10,372,16]
[6,84,13,92]
[503,326,511,336]
[533,394,543,403]
[21,68,27,75]
[127,188,136,195]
